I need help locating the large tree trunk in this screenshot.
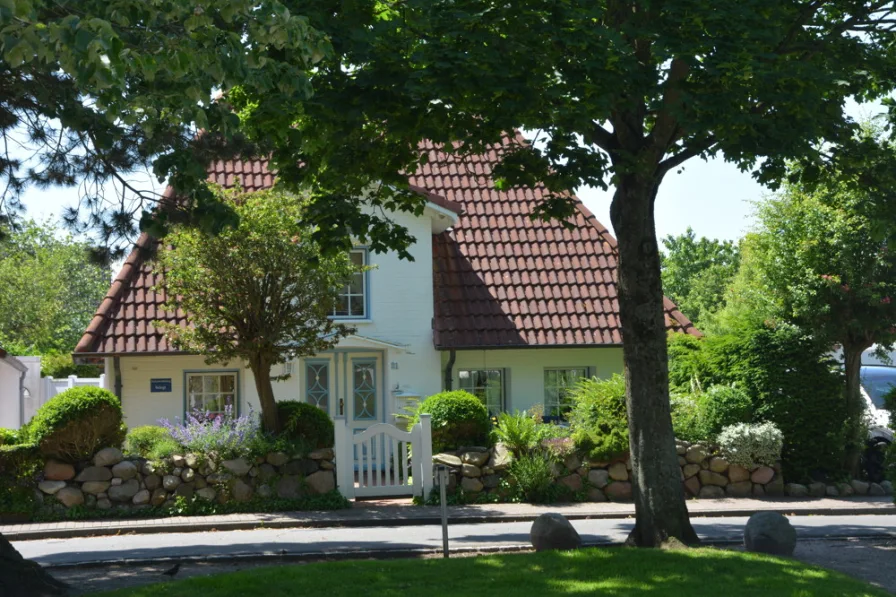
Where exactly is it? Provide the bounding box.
[250,355,280,433]
[0,532,68,596]
[842,342,869,477]
[610,176,699,548]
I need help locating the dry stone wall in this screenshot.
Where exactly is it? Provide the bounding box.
[434,439,894,501]
[35,446,337,512]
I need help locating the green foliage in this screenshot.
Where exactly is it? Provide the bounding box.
[39,352,102,378]
[717,422,784,467]
[0,221,109,353]
[277,401,334,450]
[413,391,491,454]
[156,188,357,432]
[534,423,572,443]
[883,386,896,421]
[0,481,36,516]
[125,426,173,457]
[885,443,896,495]
[0,428,17,446]
[695,385,753,439]
[0,442,41,477]
[670,395,703,443]
[22,386,124,462]
[0,3,329,254]
[508,452,559,504]
[667,324,847,481]
[492,411,538,456]
[661,228,740,326]
[568,375,629,461]
[147,437,182,462]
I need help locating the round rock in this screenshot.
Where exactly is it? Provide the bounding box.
[530,513,582,552]
[744,511,797,556]
[93,447,124,467]
[111,460,138,480]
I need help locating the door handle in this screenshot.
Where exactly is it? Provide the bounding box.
[339,398,344,416]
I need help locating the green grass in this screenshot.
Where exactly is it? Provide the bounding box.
[97,547,888,597]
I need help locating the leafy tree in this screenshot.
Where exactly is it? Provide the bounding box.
[227,0,896,546]
[660,228,740,327]
[0,0,329,255]
[154,187,356,433]
[0,220,109,354]
[725,141,896,474]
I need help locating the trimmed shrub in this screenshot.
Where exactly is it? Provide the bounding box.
[125,425,174,457]
[696,384,753,439]
[492,411,537,456]
[278,401,334,449]
[668,324,846,481]
[717,422,784,467]
[509,452,558,503]
[568,375,629,461]
[671,394,703,442]
[0,443,41,476]
[412,391,491,453]
[22,386,124,462]
[0,428,17,446]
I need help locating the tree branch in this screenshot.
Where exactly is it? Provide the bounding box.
[657,136,718,177]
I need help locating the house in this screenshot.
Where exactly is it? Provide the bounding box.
[74,135,698,434]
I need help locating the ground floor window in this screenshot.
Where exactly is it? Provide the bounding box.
[458,369,505,416]
[544,367,590,418]
[185,372,237,417]
[305,361,330,411]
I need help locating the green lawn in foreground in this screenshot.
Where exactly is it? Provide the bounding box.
[96,547,887,597]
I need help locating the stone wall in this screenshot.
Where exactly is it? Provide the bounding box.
[434,440,894,502]
[36,446,337,512]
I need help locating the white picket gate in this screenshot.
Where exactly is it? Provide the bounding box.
[334,414,433,499]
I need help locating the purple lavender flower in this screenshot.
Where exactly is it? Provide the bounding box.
[158,404,259,459]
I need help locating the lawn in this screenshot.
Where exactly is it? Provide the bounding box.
[96,547,888,597]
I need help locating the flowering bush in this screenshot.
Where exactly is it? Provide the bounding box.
[541,436,575,461]
[159,405,260,460]
[717,421,783,467]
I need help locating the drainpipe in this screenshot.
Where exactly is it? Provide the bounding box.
[113,356,123,400]
[444,349,456,391]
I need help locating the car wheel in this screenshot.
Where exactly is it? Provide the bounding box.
[861,439,890,483]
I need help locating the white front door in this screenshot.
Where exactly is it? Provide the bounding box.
[301,352,384,433]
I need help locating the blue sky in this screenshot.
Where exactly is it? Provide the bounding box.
[18,99,886,244]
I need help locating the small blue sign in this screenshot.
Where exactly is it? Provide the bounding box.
[150,378,172,393]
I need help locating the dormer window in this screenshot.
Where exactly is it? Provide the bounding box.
[332,249,368,319]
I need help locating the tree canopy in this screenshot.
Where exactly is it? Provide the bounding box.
[0,0,328,256]
[0,220,109,356]
[154,187,356,432]
[661,228,740,327]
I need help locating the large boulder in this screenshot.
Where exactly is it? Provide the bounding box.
[744,512,797,556]
[728,465,751,483]
[433,453,462,467]
[221,458,252,476]
[604,481,633,500]
[44,460,75,481]
[608,462,628,481]
[111,460,138,480]
[56,487,84,508]
[785,483,809,497]
[306,471,335,494]
[38,480,67,495]
[75,466,112,483]
[588,469,609,488]
[93,447,123,467]
[231,479,254,502]
[530,513,582,552]
[488,444,513,471]
[108,478,140,501]
[750,466,775,485]
[462,451,489,467]
[277,475,304,499]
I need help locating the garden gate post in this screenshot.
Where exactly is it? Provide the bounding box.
[334,416,355,499]
[419,413,434,499]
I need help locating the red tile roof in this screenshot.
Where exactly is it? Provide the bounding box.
[75,138,697,355]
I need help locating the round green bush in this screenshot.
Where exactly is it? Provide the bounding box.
[697,384,753,439]
[568,374,629,460]
[278,401,335,449]
[22,386,125,463]
[413,391,491,453]
[0,428,18,446]
[125,425,174,457]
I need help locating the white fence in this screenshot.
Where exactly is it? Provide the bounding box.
[21,374,106,426]
[334,414,433,500]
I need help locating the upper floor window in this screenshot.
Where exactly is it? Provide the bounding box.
[332,249,368,319]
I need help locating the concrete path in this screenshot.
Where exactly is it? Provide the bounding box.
[13,513,896,567]
[2,496,892,541]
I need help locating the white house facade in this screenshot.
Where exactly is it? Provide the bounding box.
[75,136,697,433]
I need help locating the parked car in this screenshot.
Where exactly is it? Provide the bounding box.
[859,365,895,482]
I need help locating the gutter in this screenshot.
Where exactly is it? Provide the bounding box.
[113,357,123,400]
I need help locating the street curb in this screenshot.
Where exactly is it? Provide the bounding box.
[5,505,894,541]
[37,534,896,570]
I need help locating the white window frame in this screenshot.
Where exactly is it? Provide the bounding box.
[458,369,505,416]
[543,367,591,418]
[332,248,369,319]
[184,371,239,418]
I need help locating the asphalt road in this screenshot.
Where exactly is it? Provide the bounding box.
[13,513,896,567]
